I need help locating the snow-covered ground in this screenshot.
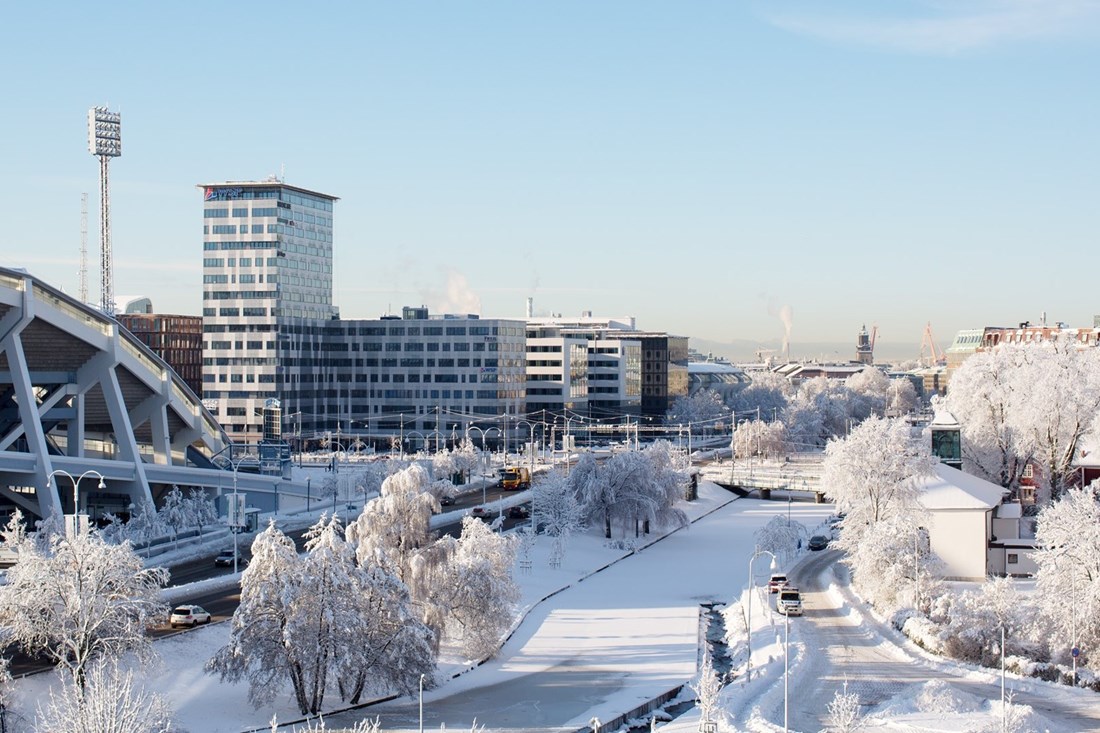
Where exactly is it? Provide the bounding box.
[9,482,1099,732]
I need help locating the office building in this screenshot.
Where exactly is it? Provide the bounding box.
[200,179,337,441]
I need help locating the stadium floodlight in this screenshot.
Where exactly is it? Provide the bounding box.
[87,105,121,315]
[87,106,122,157]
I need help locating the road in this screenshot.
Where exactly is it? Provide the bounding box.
[8,484,531,677]
[762,550,1100,732]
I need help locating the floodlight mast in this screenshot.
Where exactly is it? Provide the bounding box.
[87,106,121,316]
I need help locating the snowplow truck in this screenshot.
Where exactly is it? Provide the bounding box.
[498,466,531,490]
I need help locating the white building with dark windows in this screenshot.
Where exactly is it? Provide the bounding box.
[200,179,337,442]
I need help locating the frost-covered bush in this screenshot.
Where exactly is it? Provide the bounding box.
[899,613,946,656]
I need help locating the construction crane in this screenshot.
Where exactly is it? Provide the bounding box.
[920,322,945,367]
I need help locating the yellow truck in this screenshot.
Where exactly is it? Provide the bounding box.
[497,466,531,490]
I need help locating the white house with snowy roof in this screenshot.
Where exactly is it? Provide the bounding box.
[917,463,1022,580]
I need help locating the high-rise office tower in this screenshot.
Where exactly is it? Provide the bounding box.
[200,179,338,441]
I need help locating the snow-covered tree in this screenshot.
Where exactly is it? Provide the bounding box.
[451,438,482,484]
[159,486,188,551]
[126,498,164,554]
[186,488,219,539]
[753,515,805,562]
[691,646,724,728]
[822,679,863,732]
[823,417,935,609]
[1031,485,1100,666]
[1014,337,1100,501]
[845,367,890,422]
[667,389,727,431]
[207,520,302,710]
[428,517,519,659]
[948,337,1100,502]
[532,469,586,557]
[0,525,168,688]
[732,419,787,460]
[35,660,174,733]
[945,348,1031,494]
[346,464,439,584]
[573,447,687,540]
[886,377,920,417]
[822,416,934,532]
[729,371,791,425]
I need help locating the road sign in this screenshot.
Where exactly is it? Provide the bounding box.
[1072,646,1081,658]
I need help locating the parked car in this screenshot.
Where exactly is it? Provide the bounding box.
[768,574,789,593]
[777,587,803,616]
[808,535,830,551]
[169,604,212,628]
[507,505,530,520]
[214,550,247,567]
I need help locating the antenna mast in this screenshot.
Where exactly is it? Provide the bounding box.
[79,193,88,303]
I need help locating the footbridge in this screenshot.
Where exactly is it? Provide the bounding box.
[699,452,827,502]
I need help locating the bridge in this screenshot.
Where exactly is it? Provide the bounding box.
[698,452,828,502]
[0,266,304,522]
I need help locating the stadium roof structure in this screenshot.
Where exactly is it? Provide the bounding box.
[0,266,290,522]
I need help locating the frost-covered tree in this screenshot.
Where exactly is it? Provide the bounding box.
[159,486,188,550]
[732,419,787,460]
[346,464,439,583]
[729,371,791,425]
[845,367,890,422]
[427,517,519,659]
[0,525,168,688]
[753,515,805,562]
[822,679,863,732]
[1032,485,1100,666]
[948,337,1100,502]
[574,446,687,540]
[1014,337,1100,501]
[126,498,164,555]
[431,450,458,483]
[823,417,935,609]
[35,660,174,733]
[186,488,219,539]
[945,348,1031,494]
[691,646,724,727]
[207,520,303,710]
[451,438,482,484]
[822,416,934,532]
[667,389,727,432]
[532,469,586,557]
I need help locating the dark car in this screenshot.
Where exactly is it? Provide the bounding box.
[507,505,530,520]
[439,495,456,507]
[808,535,830,551]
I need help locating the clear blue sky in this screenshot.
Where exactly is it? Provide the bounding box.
[3,1,1099,358]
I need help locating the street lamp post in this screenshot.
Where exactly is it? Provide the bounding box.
[419,673,426,733]
[47,469,106,537]
[745,547,777,681]
[784,604,790,733]
[306,477,311,514]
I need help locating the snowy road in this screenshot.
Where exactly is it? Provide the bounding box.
[767,550,1100,732]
